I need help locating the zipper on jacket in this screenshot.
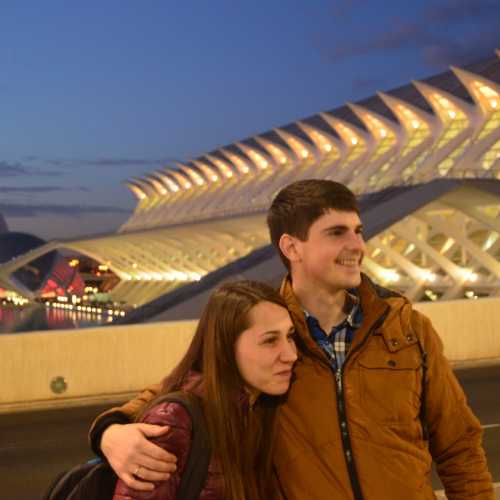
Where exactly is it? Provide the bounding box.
[333,307,390,500]
[334,366,364,500]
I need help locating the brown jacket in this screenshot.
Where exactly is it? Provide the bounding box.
[90,275,493,500]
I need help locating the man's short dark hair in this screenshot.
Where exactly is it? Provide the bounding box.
[267,179,360,270]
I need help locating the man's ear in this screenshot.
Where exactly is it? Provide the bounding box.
[279,234,302,263]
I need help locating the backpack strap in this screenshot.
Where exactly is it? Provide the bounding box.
[42,462,96,500]
[153,391,212,500]
[43,459,116,500]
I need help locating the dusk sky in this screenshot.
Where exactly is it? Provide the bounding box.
[1,1,498,240]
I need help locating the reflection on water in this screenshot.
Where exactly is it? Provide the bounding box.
[0,304,106,333]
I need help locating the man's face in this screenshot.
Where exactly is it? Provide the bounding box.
[291,209,365,292]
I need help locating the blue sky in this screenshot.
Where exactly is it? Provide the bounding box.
[1,0,498,239]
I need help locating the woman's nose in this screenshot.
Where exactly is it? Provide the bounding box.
[280,339,298,363]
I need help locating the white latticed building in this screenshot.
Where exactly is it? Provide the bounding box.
[2,52,500,309]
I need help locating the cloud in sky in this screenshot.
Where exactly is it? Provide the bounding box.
[317,0,500,69]
[0,161,34,177]
[424,0,498,23]
[0,202,129,218]
[44,156,181,168]
[321,22,430,62]
[0,161,61,177]
[422,29,500,68]
[0,186,90,194]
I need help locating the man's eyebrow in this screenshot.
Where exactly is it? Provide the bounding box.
[322,224,363,232]
[322,225,348,232]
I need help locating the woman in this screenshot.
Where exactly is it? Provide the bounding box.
[113,280,297,500]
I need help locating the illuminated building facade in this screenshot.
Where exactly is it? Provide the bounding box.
[0,232,84,300]
[1,53,499,308]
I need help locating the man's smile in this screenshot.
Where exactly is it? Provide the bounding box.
[335,256,362,268]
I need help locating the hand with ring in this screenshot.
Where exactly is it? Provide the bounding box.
[134,465,142,478]
[101,423,177,491]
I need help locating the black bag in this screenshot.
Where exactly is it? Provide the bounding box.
[43,392,211,500]
[42,459,116,500]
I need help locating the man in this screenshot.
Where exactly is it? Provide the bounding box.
[90,179,493,499]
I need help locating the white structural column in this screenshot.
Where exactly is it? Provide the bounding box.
[253,136,300,201]
[235,142,277,208]
[320,112,371,184]
[346,103,400,193]
[298,122,343,178]
[411,81,475,180]
[375,93,436,188]
[359,183,500,301]
[450,68,500,178]
[418,210,500,278]
[368,235,442,300]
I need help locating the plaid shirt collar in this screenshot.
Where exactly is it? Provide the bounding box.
[304,290,362,371]
[304,290,362,329]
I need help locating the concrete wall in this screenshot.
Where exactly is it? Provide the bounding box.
[1,298,499,413]
[414,297,500,362]
[0,321,197,413]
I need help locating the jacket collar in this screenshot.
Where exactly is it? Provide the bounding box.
[280,275,327,360]
[280,273,415,354]
[353,274,418,352]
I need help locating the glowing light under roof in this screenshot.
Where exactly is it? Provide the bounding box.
[379,268,400,282]
[207,155,234,178]
[222,150,250,175]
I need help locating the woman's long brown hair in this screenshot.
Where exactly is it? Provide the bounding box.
[148,280,289,500]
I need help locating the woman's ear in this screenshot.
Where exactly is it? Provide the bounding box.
[279,234,302,264]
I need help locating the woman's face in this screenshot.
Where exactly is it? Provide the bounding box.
[234,301,297,395]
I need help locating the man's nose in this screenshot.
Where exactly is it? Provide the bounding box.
[347,231,365,250]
